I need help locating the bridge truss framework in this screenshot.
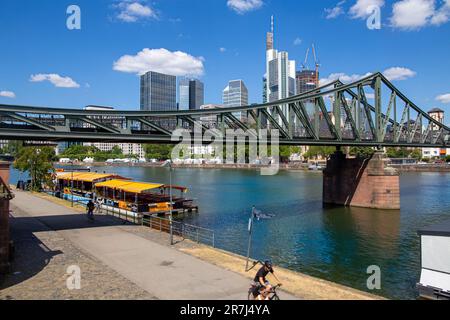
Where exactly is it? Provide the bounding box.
[0,73,449,148]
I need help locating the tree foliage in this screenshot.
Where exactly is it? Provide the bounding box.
[279,146,301,162]
[60,145,128,162]
[349,147,375,158]
[144,144,173,161]
[385,147,421,159]
[303,146,336,160]
[0,141,24,157]
[14,146,56,191]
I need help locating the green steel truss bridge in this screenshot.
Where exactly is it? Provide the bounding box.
[0,73,449,147]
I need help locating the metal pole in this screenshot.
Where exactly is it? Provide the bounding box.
[71,165,74,207]
[169,162,174,245]
[246,206,255,271]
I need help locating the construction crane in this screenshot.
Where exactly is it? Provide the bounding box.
[301,44,321,87]
[302,47,310,70]
[311,44,321,87]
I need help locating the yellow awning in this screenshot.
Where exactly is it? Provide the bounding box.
[95,180,134,189]
[121,182,164,194]
[95,179,164,194]
[58,172,87,180]
[58,172,124,182]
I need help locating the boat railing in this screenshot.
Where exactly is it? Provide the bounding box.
[141,215,215,248]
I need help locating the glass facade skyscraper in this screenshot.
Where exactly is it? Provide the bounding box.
[140,71,177,111]
[178,78,191,111]
[190,80,204,110]
[178,78,204,111]
[223,80,249,122]
[264,17,296,117]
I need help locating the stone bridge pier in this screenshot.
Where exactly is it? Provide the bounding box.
[323,151,400,210]
[0,161,11,274]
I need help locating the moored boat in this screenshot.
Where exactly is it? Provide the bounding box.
[55,172,198,217]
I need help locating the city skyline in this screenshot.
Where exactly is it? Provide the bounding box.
[0,1,450,114]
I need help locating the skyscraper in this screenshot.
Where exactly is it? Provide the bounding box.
[178,78,204,111]
[223,80,249,122]
[264,16,296,116]
[178,78,191,111]
[140,71,177,111]
[296,70,319,94]
[189,79,204,110]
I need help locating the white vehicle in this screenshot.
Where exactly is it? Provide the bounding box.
[417,219,450,300]
[83,157,94,163]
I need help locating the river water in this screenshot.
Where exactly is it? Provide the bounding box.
[10,166,450,299]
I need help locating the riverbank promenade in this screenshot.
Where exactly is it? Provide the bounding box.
[1,191,381,300]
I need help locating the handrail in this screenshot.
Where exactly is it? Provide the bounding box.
[141,215,215,247]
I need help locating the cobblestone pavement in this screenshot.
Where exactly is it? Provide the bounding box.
[2,191,276,300]
[0,205,156,300]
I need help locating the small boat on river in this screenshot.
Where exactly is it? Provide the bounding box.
[54,171,198,218]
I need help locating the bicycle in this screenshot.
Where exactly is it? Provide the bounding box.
[246,259,283,300]
[248,283,282,300]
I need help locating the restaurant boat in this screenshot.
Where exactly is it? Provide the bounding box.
[55,172,128,200]
[55,172,198,218]
[94,179,198,217]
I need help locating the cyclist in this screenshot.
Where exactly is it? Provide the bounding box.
[253,260,282,298]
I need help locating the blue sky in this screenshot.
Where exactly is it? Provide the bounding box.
[0,0,450,112]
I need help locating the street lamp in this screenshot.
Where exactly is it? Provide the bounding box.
[161,160,174,245]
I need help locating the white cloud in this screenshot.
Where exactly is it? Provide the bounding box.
[320,72,373,86]
[30,74,80,88]
[390,0,450,29]
[390,0,435,29]
[436,93,450,103]
[293,37,302,46]
[0,91,15,98]
[325,0,346,19]
[349,0,385,19]
[382,67,416,81]
[431,0,450,25]
[113,48,205,77]
[116,1,157,22]
[227,0,263,14]
[320,67,416,86]
[219,47,227,53]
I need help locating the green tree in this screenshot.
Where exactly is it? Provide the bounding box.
[279,146,301,162]
[386,147,421,159]
[409,149,422,159]
[349,147,375,158]
[303,146,335,160]
[4,141,24,157]
[14,146,56,191]
[144,144,173,161]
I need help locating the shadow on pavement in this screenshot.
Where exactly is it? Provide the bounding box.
[0,211,137,293]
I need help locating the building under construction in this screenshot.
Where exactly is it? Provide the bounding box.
[297,44,320,94]
[296,70,319,94]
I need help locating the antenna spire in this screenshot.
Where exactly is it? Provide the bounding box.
[271,15,274,34]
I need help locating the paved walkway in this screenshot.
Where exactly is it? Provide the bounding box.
[7,191,297,300]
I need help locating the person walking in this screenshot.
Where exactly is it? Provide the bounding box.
[86,200,95,221]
